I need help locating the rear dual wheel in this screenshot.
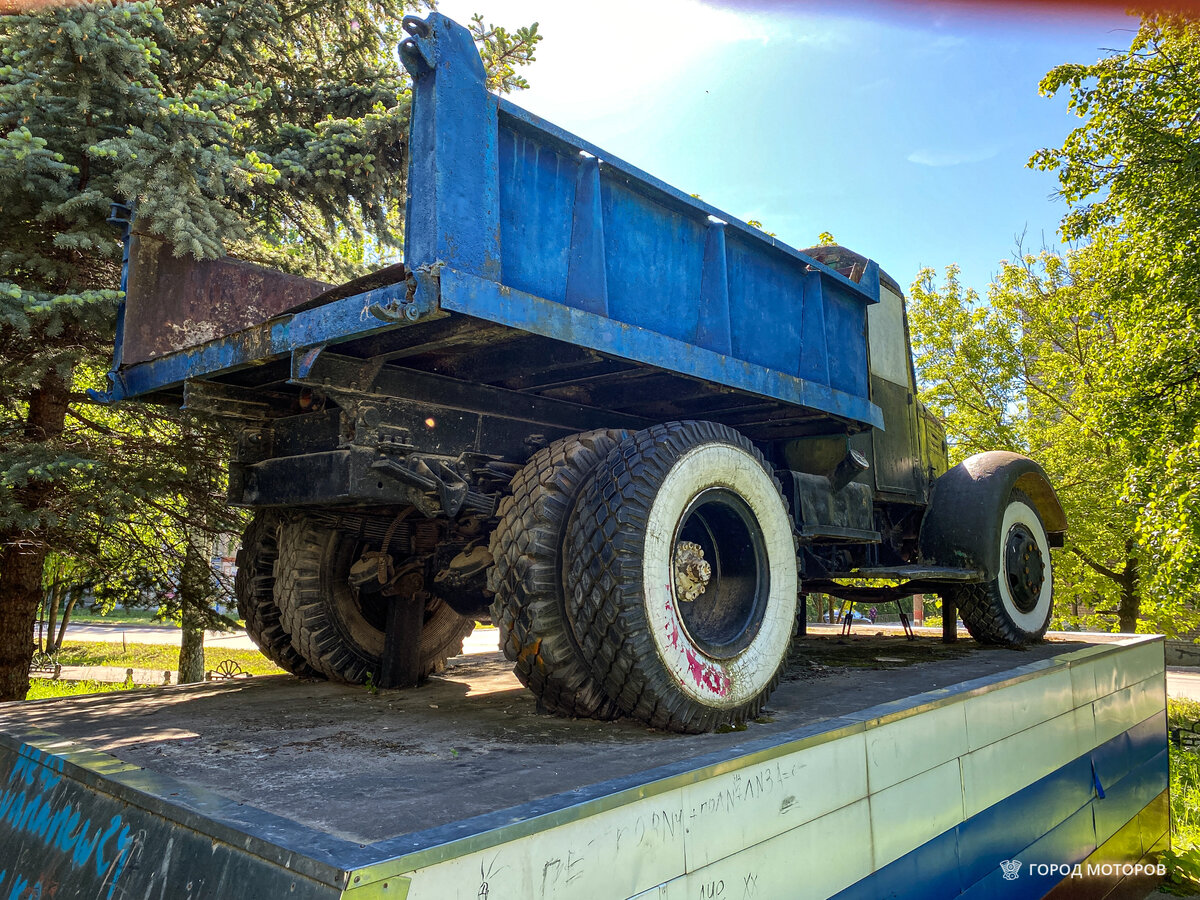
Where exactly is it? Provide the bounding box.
[488,429,631,719]
[233,511,316,677]
[563,421,798,733]
[273,517,474,684]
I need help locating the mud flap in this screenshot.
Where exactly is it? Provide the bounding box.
[381,593,427,689]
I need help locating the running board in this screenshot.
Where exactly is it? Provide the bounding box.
[824,565,984,582]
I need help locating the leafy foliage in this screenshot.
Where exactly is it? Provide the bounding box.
[909,254,1149,633]
[910,15,1200,636]
[0,0,537,698]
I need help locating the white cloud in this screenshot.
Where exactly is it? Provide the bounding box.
[906,146,998,167]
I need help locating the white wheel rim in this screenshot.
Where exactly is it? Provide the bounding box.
[997,501,1052,632]
[642,442,796,708]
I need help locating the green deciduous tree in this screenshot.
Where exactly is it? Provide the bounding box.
[910,255,1147,632]
[1033,15,1200,618]
[0,0,538,699]
[911,14,1200,636]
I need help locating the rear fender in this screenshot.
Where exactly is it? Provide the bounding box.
[918,451,1067,580]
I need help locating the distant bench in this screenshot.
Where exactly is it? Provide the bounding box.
[29,651,62,680]
[205,659,251,681]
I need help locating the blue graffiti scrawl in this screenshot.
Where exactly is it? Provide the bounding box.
[0,743,134,900]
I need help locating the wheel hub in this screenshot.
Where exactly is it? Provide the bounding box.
[1005,523,1045,613]
[672,488,769,659]
[673,540,712,602]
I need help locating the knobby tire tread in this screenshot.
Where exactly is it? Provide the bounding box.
[488,429,629,719]
[948,492,1051,648]
[275,516,473,684]
[563,421,791,733]
[233,511,317,677]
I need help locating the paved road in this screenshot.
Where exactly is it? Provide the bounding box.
[1168,666,1200,702]
[50,621,503,655]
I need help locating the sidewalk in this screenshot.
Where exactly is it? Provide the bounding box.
[41,622,502,653]
[31,626,504,686]
[37,665,182,685]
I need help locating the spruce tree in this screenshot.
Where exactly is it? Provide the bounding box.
[0,0,537,698]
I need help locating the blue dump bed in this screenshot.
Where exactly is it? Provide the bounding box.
[98,14,882,434]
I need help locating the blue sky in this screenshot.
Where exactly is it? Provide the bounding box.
[434,0,1134,295]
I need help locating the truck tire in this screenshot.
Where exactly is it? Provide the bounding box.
[233,511,317,677]
[564,421,798,733]
[947,491,1053,646]
[274,516,474,684]
[488,429,629,719]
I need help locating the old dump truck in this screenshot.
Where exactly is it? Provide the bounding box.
[94,13,1066,733]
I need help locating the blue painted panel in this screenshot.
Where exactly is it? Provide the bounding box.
[824,280,871,398]
[830,827,961,900]
[723,232,808,376]
[497,126,573,304]
[599,179,706,343]
[496,99,879,308]
[1093,748,1169,847]
[1092,709,1166,793]
[956,756,1094,889]
[958,803,1096,900]
[438,268,885,429]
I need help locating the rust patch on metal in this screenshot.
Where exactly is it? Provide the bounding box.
[122,231,332,364]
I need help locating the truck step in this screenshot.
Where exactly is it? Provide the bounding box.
[826,565,983,582]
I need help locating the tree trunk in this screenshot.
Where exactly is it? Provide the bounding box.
[43,582,60,653]
[52,586,82,653]
[44,579,70,653]
[1116,539,1140,634]
[0,370,72,700]
[177,534,210,683]
[0,542,45,700]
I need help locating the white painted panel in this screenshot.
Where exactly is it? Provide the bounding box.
[1092,654,1123,701]
[867,286,911,386]
[629,884,676,900]
[1094,676,1166,746]
[963,669,1073,751]
[1094,682,1137,747]
[670,799,873,900]
[1110,642,1165,694]
[1071,704,1097,760]
[866,703,967,792]
[961,710,1081,818]
[1070,657,1101,708]
[1132,673,1167,724]
[869,759,964,869]
[683,733,868,869]
[403,789,687,900]
[1090,641,1163,702]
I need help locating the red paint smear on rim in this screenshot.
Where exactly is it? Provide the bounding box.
[664,590,681,649]
[685,648,730,697]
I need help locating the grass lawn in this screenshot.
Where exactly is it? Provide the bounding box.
[1165,698,1200,892]
[24,679,144,701]
[61,607,168,625]
[53,641,285,676]
[40,606,246,629]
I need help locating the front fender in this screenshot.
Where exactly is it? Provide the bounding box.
[918,451,1067,580]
